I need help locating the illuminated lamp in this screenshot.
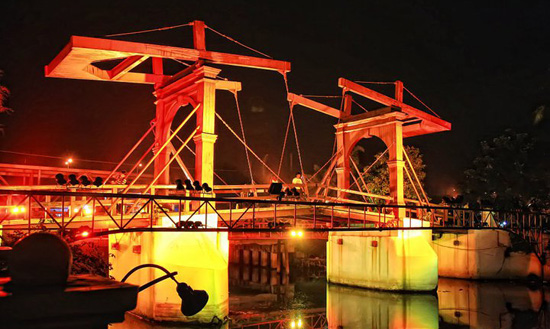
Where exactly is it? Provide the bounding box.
[79,175,91,186]
[55,173,67,185]
[193,180,203,191]
[175,179,185,191]
[67,174,79,186]
[93,177,104,187]
[76,225,91,239]
[201,183,212,193]
[83,205,93,215]
[184,179,194,190]
[121,264,208,316]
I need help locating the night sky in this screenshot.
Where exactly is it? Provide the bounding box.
[0,1,549,196]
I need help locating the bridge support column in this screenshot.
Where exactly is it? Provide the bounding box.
[327,222,437,291]
[334,116,405,220]
[109,214,229,323]
[432,229,545,280]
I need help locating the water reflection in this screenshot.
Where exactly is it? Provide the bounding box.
[438,278,545,329]
[111,266,548,329]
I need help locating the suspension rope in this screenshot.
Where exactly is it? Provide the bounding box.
[171,129,233,187]
[349,171,368,203]
[348,146,391,190]
[232,92,254,184]
[306,151,339,183]
[216,112,285,183]
[277,111,292,177]
[403,148,430,204]
[352,99,369,113]
[283,74,308,195]
[403,86,441,118]
[171,58,191,67]
[105,22,192,37]
[355,81,396,85]
[349,157,374,202]
[205,25,272,59]
[300,95,342,99]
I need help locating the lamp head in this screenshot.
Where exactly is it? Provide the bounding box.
[176,282,209,316]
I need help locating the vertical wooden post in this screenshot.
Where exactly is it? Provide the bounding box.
[395,80,404,102]
[193,20,206,50]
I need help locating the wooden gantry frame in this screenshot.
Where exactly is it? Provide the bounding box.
[45,20,451,219]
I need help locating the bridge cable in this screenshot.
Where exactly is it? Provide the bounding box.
[403,86,441,118]
[205,25,273,59]
[348,146,391,190]
[277,108,293,177]
[170,129,235,189]
[215,112,285,183]
[232,91,255,184]
[283,73,308,196]
[105,22,193,37]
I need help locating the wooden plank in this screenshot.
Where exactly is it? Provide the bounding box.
[45,36,291,82]
[338,78,451,131]
[192,20,206,50]
[108,55,148,80]
[288,93,342,119]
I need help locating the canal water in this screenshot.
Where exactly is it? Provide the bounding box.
[110,263,550,329]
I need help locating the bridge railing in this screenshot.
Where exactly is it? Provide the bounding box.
[0,189,548,256]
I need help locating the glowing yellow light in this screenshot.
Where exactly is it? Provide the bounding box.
[19,206,25,213]
[83,205,92,215]
[65,161,69,165]
[11,207,19,214]
[68,158,73,163]
[290,320,296,328]
[81,231,90,237]
[139,163,143,167]
[297,319,303,327]
[291,230,304,238]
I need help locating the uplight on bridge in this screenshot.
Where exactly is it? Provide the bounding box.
[289,318,303,328]
[11,206,25,214]
[290,230,304,238]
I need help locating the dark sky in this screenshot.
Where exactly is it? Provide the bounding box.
[0,0,549,195]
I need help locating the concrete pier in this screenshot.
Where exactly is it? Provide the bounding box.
[109,214,229,323]
[432,229,544,280]
[327,220,438,291]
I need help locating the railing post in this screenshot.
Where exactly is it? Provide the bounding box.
[27,195,31,235]
[294,203,297,227]
[331,205,334,229]
[61,195,65,230]
[313,204,317,228]
[120,197,124,228]
[252,203,256,229]
[92,198,96,232]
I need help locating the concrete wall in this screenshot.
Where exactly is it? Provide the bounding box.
[431,229,543,280]
[327,283,438,329]
[327,228,438,291]
[109,214,228,323]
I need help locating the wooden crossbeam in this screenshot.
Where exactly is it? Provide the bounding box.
[287,93,343,119]
[45,36,291,84]
[338,78,451,131]
[108,55,149,80]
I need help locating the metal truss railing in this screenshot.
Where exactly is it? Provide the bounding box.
[0,189,548,259]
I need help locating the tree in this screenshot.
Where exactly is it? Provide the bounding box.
[0,70,12,114]
[462,129,549,210]
[355,145,427,202]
